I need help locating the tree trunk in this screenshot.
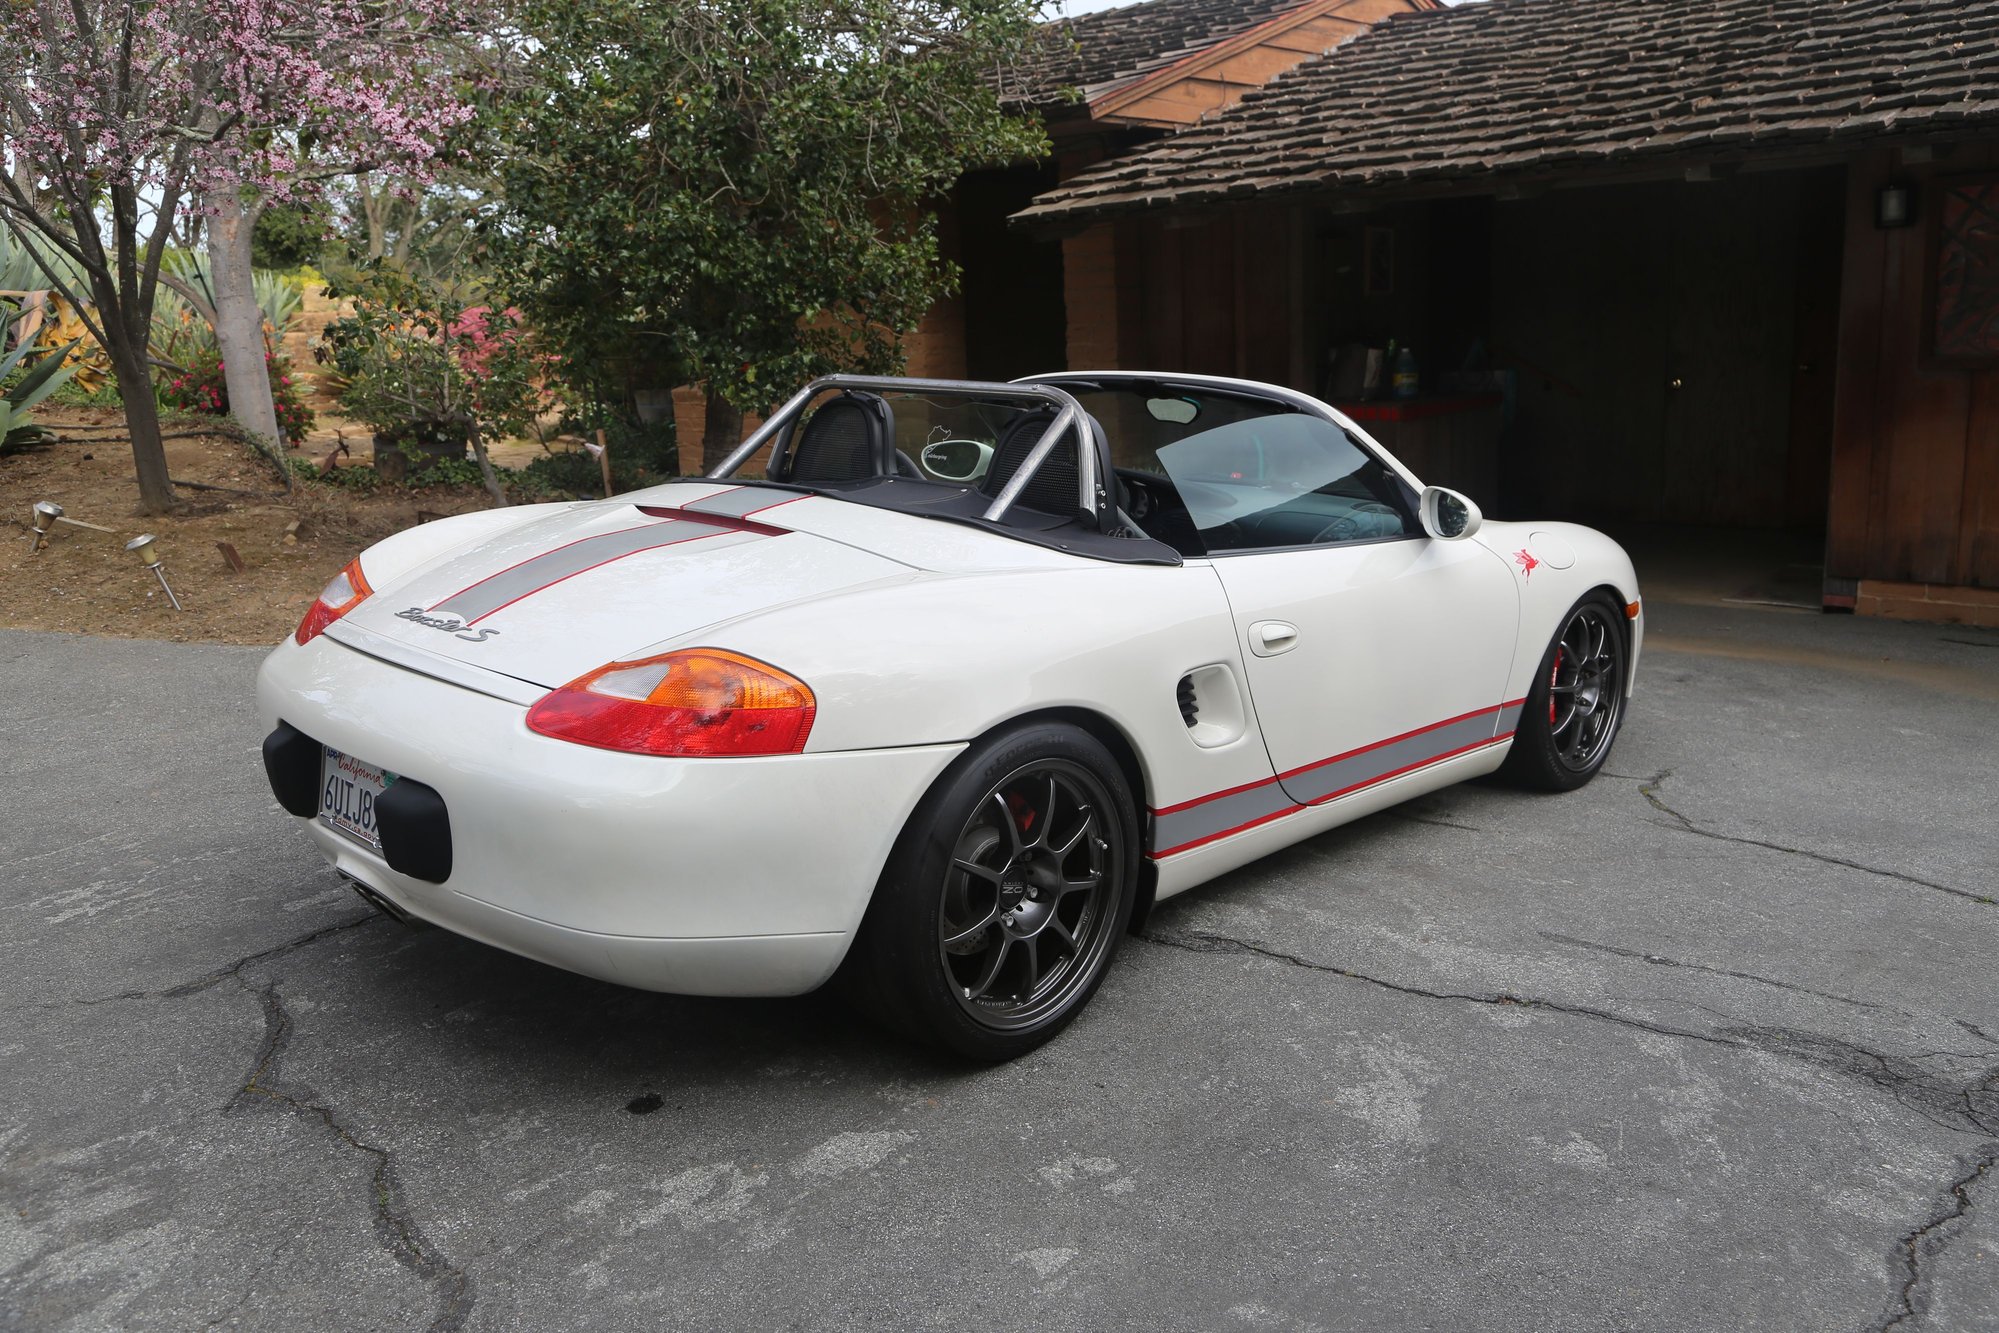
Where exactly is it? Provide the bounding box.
[699,389,743,475]
[206,190,284,450]
[467,421,510,508]
[360,179,388,261]
[100,302,174,513]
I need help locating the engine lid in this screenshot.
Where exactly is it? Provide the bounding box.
[340,498,913,688]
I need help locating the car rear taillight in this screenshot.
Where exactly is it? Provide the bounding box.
[295,558,372,645]
[526,649,816,757]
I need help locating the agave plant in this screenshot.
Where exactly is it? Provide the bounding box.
[2,222,109,396]
[152,249,306,361]
[0,220,89,302]
[1,299,79,453]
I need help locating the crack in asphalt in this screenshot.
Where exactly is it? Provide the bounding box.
[1540,931,1902,1015]
[1875,1144,1999,1331]
[1638,770,1994,908]
[1139,928,1999,1138]
[1955,1020,1999,1050]
[1136,928,1741,1049]
[1141,922,1999,1328]
[34,915,379,1010]
[229,979,474,1333]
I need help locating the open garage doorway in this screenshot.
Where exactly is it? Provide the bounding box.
[1488,168,1845,608]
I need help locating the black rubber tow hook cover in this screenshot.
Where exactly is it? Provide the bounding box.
[263,722,322,818]
[376,778,452,884]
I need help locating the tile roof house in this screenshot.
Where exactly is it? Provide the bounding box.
[1005,0,1999,625]
[1010,0,1436,129]
[900,0,1433,388]
[1018,0,1999,224]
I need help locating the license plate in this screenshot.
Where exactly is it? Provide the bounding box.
[319,746,396,850]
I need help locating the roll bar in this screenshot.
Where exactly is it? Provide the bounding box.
[707,375,1103,529]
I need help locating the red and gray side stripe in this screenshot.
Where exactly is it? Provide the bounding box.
[678,486,810,520]
[1147,697,1528,860]
[1150,776,1300,859]
[1275,700,1522,806]
[427,518,760,625]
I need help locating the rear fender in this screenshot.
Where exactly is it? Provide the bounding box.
[682,562,1276,827]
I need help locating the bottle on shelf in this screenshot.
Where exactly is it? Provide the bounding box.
[1392,345,1419,399]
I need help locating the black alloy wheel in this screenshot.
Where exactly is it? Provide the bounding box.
[844,722,1138,1060]
[940,760,1120,1031]
[1546,602,1626,773]
[1498,593,1629,792]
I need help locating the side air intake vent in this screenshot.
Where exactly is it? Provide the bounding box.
[1175,664,1249,750]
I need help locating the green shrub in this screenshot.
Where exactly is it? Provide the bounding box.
[519,447,668,499]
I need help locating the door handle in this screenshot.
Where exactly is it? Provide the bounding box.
[1249,621,1299,657]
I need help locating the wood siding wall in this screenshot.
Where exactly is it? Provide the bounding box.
[1129,208,1301,386]
[1826,143,1999,591]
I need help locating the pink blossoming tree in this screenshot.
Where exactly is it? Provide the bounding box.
[0,0,475,512]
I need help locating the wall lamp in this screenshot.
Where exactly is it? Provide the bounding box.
[1876,181,1918,230]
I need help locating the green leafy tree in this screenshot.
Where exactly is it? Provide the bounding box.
[492,0,1049,470]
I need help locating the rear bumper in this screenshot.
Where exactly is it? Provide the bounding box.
[256,636,964,995]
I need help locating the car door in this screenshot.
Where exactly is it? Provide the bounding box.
[1168,416,1520,808]
[1213,536,1519,807]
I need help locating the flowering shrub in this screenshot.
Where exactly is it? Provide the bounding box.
[331,271,545,445]
[160,347,315,441]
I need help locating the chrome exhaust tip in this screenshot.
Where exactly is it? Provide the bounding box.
[341,873,420,927]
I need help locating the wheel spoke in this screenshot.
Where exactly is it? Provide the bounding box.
[953,857,1005,885]
[1045,916,1076,953]
[964,935,1010,1001]
[943,905,999,949]
[1052,807,1093,859]
[990,790,1027,856]
[1060,870,1102,896]
[1025,774,1056,849]
[1018,936,1041,996]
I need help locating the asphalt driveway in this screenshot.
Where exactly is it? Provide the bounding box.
[2,601,1996,1332]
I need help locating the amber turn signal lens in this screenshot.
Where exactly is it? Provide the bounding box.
[295,558,373,645]
[527,649,817,757]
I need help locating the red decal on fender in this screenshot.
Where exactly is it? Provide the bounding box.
[1513,547,1540,579]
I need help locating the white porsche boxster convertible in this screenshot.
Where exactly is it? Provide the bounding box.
[258,372,1640,1058]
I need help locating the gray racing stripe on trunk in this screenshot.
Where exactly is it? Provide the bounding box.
[683,487,802,519]
[1278,712,1501,807]
[1151,780,1299,857]
[431,519,745,624]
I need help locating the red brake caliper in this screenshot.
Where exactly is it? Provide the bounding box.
[1548,647,1563,726]
[1005,791,1036,835]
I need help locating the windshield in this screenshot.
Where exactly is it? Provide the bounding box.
[1061,382,1419,556]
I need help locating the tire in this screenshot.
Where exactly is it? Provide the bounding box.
[843,720,1140,1061]
[1497,592,1630,792]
